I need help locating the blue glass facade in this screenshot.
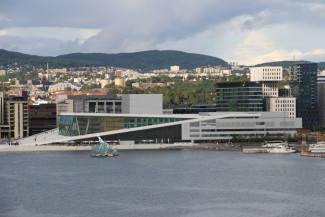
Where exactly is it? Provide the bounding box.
[290,63,318,129]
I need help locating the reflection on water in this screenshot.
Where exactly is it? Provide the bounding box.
[0,150,324,217]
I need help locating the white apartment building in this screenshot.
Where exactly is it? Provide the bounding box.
[250,66,283,97]
[266,97,296,118]
[170,65,180,72]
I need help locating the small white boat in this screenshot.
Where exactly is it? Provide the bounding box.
[267,145,296,154]
[309,141,325,153]
[262,141,285,148]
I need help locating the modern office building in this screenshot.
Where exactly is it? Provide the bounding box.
[317,73,325,127]
[290,63,318,129]
[216,82,264,112]
[265,97,296,118]
[29,104,57,135]
[250,66,282,97]
[318,83,325,127]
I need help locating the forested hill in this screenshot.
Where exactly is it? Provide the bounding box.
[0,49,228,70]
[255,60,325,70]
[0,49,100,68]
[57,50,228,70]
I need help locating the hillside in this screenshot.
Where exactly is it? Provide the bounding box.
[0,49,228,70]
[254,61,309,68]
[57,50,228,70]
[255,60,325,70]
[0,49,100,68]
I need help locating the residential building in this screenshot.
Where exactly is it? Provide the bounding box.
[195,68,202,74]
[48,83,69,93]
[115,78,126,87]
[0,92,29,139]
[0,70,7,76]
[170,66,180,72]
[100,79,113,88]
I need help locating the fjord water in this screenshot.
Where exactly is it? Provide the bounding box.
[0,150,324,217]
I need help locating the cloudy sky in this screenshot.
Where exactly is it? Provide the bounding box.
[0,0,325,65]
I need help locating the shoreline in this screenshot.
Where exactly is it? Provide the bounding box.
[0,143,309,153]
[0,143,198,153]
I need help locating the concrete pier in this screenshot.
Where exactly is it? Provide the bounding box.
[242,148,268,154]
[300,152,325,158]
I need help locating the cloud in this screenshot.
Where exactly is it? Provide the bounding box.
[0,0,324,64]
[0,36,65,56]
[222,29,325,65]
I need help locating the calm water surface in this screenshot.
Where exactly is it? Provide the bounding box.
[0,150,324,217]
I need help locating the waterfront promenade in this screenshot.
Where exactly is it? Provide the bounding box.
[0,143,197,153]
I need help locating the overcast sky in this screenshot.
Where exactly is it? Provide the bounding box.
[1,0,325,65]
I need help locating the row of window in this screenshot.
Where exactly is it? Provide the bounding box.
[262,77,281,80]
[262,68,281,72]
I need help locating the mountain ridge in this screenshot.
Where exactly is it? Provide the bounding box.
[254,60,325,70]
[0,49,228,70]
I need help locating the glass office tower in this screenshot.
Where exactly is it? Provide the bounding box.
[290,63,318,129]
[216,82,264,112]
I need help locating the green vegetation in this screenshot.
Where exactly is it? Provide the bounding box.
[232,133,304,144]
[58,50,229,70]
[0,71,39,82]
[105,75,248,105]
[81,84,101,90]
[218,74,249,83]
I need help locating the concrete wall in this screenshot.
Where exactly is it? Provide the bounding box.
[122,94,163,114]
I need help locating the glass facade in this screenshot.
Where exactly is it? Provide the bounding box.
[59,115,191,136]
[216,82,264,112]
[173,105,217,114]
[290,63,318,129]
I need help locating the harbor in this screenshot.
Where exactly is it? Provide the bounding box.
[300,152,325,158]
[1,149,324,217]
[2,141,325,158]
[0,143,198,153]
